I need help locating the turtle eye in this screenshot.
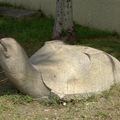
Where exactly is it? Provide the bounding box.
[3,51,10,58]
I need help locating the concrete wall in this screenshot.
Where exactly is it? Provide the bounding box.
[0,0,120,34]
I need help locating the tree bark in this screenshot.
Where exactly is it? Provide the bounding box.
[52,0,63,39]
[63,0,74,33]
[52,0,74,40]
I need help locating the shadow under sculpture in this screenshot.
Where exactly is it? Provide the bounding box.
[0,38,120,100]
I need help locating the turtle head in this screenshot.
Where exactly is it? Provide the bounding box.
[0,38,19,58]
[0,38,28,73]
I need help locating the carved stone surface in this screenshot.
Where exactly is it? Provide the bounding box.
[0,38,120,100]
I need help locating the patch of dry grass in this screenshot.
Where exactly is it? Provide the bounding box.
[0,84,120,120]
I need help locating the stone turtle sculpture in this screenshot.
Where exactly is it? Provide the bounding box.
[0,38,120,100]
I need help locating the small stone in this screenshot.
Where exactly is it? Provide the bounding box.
[44,109,49,112]
[63,102,67,106]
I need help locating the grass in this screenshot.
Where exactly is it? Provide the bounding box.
[0,16,116,42]
[0,14,119,56]
[0,14,120,120]
[0,15,53,42]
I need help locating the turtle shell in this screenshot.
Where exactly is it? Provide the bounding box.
[30,41,120,99]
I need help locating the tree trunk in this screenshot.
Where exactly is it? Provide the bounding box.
[52,0,63,39]
[52,0,74,40]
[63,0,74,33]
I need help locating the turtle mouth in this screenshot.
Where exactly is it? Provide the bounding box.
[0,40,7,52]
[0,39,10,58]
